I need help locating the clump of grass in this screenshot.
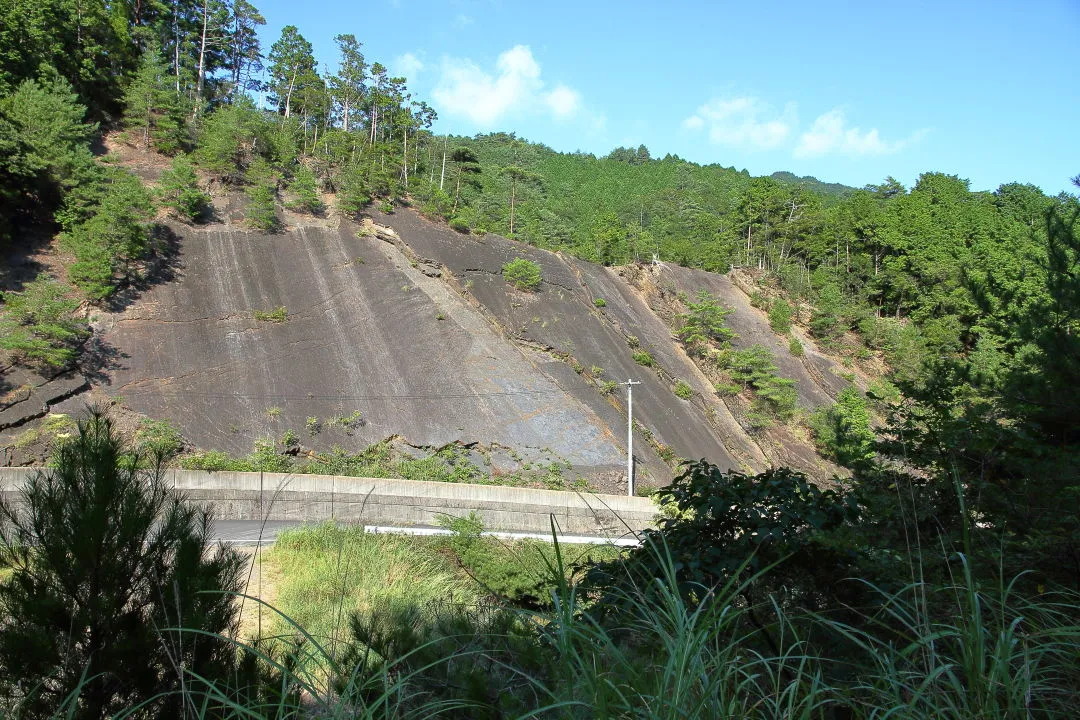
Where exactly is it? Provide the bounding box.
[253,306,288,323]
[263,522,477,658]
[632,350,656,367]
[673,380,693,400]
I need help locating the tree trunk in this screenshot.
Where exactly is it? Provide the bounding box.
[439,135,447,191]
[401,128,408,188]
[195,0,209,114]
[509,179,516,236]
[284,67,296,118]
[173,1,181,95]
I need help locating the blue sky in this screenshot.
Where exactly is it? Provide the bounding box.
[255,0,1079,195]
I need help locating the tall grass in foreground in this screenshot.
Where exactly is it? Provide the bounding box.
[19,528,1080,719]
[261,523,478,662]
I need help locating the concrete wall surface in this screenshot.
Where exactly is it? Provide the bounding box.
[0,468,657,538]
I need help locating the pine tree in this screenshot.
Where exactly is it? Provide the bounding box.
[0,408,246,719]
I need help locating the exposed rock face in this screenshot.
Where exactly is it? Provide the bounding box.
[10,208,848,489]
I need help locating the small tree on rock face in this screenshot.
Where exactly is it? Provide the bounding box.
[677,290,735,356]
[0,274,88,368]
[157,155,210,222]
[0,408,246,719]
[502,257,542,291]
[285,165,322,214]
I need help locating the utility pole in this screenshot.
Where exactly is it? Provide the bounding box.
[622,379,641,496]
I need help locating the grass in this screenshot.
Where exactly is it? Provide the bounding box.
[253,306,288,323]
[261,522,477,664]
[12,517,1080,718]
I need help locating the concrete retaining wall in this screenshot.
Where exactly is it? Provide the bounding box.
[0,468,657,538]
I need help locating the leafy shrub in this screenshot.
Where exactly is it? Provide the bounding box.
[599,380,618,395]
[677,289,735,356]
[157,155,209,221]
[502,258,542,291]
[632,350,656,367]
[726,344,798,420]
[0,409,245,717]
[673,380,693,399]
[285,165,322,214]
[593,297,607,308]
[449,216,470,233]
[253,306,287,323]
[808,386,875,468]
[0,275,88,368]
[768,298,794,334]
[789,335,805,357]
[245,182,278,231]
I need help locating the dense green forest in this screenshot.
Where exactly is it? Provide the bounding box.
[1,0,1078,716]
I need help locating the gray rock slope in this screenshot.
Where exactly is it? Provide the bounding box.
[83,208,848,489]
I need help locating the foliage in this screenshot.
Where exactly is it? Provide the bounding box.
[809,386,876,468]
[285,165,321,213]
[788,335,805,356]
[0,408,245,718]
[724,344,798,420]
[768,297,794,334]
[245,182,278,230]
[673,380,693,399]
[122,47,186,154]
[264,522,475,651]
[156,154,209,221]
[335,162,371,217]
[60,168,156,300]
[0,275,88,367]
[631,350,655,367]
[253,306,287,323]
[677,289,735,356]
[501,257,542,291]
[586,461,859,616]
[592,296,606,307]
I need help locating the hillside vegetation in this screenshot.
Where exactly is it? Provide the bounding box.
[0,0,1078,716]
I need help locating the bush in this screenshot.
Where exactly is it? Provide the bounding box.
[677,290,735,356]
[632,350,656,367]
[789,335,805,357]
[245,182,278,231]
[0,408,245,717]
[502,258,542,291]
[0,275,88,368]
[727,344,798,420]
[449,216,470,233]
[768,298,794,334]
[253,306,287,323]
[593,297,607,308]
[285,165,322,214]
[808,386,875,468]
[157,155,209,221]
[673,380,693,399]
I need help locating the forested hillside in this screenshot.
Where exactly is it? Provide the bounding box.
[1,0,1079,717]
[0,0,1075,587]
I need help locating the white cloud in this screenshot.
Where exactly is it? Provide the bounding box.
[683,97,795,150]
[795,109,917,158]
[545,84,580,117]
[433,45,585,126]
[392,52,424,81]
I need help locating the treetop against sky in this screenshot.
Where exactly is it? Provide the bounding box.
[253,0,1076,194]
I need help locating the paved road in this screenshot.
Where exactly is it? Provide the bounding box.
[212,520,640,547]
